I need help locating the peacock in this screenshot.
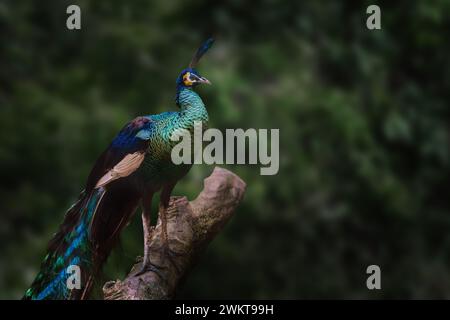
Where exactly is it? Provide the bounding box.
[23,38,215,300]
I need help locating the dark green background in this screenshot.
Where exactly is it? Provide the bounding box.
[1,0,449,299]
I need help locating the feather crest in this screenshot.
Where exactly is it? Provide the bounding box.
[189,38,215,68]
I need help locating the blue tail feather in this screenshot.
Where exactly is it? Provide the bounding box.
[24,188,105,300]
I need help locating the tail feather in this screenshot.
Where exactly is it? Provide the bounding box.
[24,188,106,300]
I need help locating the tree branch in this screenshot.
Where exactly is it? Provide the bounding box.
[102,167,246,300]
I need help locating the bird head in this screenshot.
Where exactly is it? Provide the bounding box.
[177,68,211,88]
[176,38,214,89]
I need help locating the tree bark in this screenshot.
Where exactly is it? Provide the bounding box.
[103,167,246,300]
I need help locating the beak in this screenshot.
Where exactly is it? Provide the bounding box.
[199,77,211,85]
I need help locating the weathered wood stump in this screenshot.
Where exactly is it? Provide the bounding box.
[103,167,246,300]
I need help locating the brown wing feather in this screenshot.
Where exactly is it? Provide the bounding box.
[95,152,145,188]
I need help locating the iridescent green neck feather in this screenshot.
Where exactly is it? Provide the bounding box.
[177,87,209,127]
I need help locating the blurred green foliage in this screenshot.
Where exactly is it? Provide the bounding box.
[0,0,449,299]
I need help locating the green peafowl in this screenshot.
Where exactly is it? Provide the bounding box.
[23,38,215,300]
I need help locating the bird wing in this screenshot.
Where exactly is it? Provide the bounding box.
[95,152,145,188]
[85,116,154,191]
